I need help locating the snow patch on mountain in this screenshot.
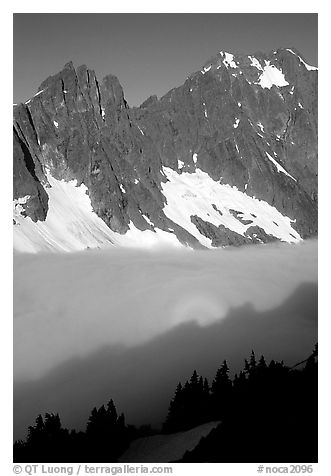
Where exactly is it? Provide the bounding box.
[221,52,238,69]
[161,167,301,247]
[286,49,318,71]
[120,222,181,249]
[34,89,45,97]
[142,215,154,227]
[265,152,297,181]
[13,175,181,253]
[257,61,289,89]
[248,56,263,71]
[257,122,265,132]
[201,65,212,75]
[203,102,208,118]
[13,195,31,220]
[13,176,116,253]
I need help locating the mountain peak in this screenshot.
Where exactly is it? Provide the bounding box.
[13,46,318,252]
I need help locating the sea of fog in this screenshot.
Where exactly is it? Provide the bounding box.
[14,239,318,439]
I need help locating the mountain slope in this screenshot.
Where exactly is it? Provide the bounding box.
[119,421,220,463]
[13,48,318,252]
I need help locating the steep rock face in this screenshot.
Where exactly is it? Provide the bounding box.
[13,48,317,251]
[13,127,48,223]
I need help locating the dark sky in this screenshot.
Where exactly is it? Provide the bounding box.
[13,13,317,107]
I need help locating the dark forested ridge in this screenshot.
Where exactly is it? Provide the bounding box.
[13,345,317,463]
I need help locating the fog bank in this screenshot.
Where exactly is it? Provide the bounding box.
[14,240,317,382]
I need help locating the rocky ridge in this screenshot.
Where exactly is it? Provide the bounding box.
[13,47,318,251]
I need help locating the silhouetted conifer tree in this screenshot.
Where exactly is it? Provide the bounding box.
[27,414,44,445]
[211,360,232,419]
[163,382,184,433]
[244,358,250,374]
[203,378,209,393]
[107,399,118,425]
[258,355,267,370]
[180,347,318,463]
[164,371,213,433]
[250,350,256,366]
[190,369,199,386]
[85,399,130,461]
[14,345,318,464]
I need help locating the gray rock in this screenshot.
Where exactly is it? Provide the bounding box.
[13,48,317,248]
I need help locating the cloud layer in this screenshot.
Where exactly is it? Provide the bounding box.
[14,240,317,382]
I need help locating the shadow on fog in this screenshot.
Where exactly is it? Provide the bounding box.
[14,239,318,380]
[14,281,317,441]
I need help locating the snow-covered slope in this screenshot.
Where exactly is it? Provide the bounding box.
[13,47,317,252]
[161,166,301,248]
[257,60,289,89]
[285,49,318,71]
[119,421,220,463]
[14,175,181,253]
[13,166,301,253]
[14,175,115,252]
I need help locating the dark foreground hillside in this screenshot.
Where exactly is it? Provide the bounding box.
[14,345,317,463]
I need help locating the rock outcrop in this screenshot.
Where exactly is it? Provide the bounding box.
[13,48,317,251]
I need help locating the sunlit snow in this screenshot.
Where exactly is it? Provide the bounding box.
[201,65,212,75]
[14,162,302,253]
[13,175,181,253]
[142,215,154,227]
[13,195,31,219]
[119,222,181,249]
[34,89,45,97]
[221,52,238,69]
[203,103,208,118]
[248,56,263,71]
[257,61,289,89]
[257,122,265,132]
[161,167,301,247]
[265,152,296,181]
[286,49,318,71]
[14,177,116,253]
